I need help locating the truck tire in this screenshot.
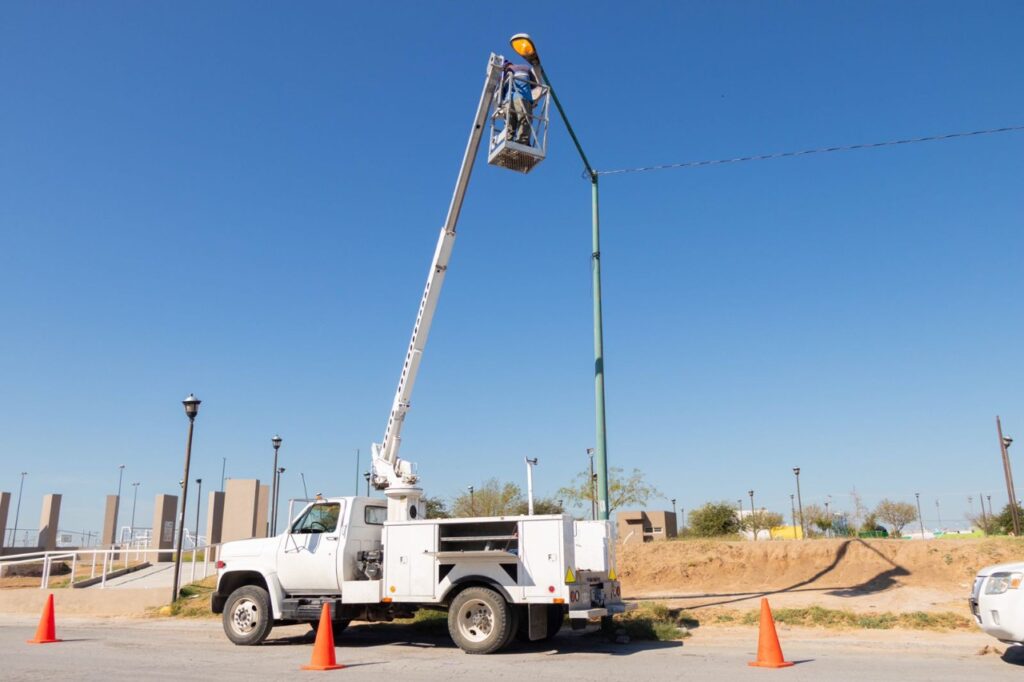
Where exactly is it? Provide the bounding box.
[516,604,564,642]
[222,585,274,646]
[309,619,351,639]
[448,587,513,654]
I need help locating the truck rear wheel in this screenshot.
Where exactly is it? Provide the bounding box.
[223,585,274,646]
[448,587,512,654]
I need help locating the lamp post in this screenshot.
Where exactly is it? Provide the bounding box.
[825,495,832,538]
[172,393,201,603]
[586,448,597,521]
[748,490,756,541]
[979,490,988,533]
[793,467,805,539]
[915,492,925,538]
[525,458,538,515]
[987,494,993,520]
[997,417,1021,536]
[113,464,125,545]
[363,471,371,497]
[790,494,797,534]
[301,472,310,500]
[469,485,476,515]
[11,471,27,548]
[270,435,282,536]
[130,482,140,543]
[193,478,203,550]
[935,499,942,530]
[671,498,677,520]
[354,449,360,497]
[511,34,610,520]
[220,457,226,492]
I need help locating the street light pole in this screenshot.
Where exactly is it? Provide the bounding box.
[935,499,942,530]
[793,467,805,539]
[469,486,476,515]
[748,490,756,541]
[130,482,140,543]
[275,467,285,532]
[586,448,596,520]
[790,494,797,534]
[270,435,282,536]
[114,464,125,545]
[301,472,310,500]
[11,472,27,548]
[355,449,360,497]
[979,490,988,533]
[510,34,610,520]
[997,416,1021,535]
[915,492,925,538]
[364,472,371,497]
[194,478,202,550]
[220,457,226,492]
[525,458,538,515]
[171,394,201,604]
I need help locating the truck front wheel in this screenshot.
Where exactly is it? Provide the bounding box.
[448,587,512,654]
[223,585,274,646]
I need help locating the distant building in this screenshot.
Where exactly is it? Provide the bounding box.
[617,510,677,544]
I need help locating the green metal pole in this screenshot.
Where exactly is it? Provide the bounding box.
[591,174,610,520]
[539,64,610,520]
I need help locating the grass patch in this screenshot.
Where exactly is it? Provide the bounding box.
[152,576,217,618]
[615,602,694,641]
[732,606,971,631]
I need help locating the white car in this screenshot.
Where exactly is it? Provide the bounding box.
[971,561,1024,644]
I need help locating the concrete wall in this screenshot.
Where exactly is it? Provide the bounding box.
[101,494,120,546]
[221,479,261,543]
[206,491,225,549]
[151,494,178,562]
[255,485,269,538]
[37,494,62,550]
[0,492,9,550]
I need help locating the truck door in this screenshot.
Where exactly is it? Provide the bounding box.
[276,500,345,595]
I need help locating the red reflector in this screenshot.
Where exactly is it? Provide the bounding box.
[548,585,555,593]
[216,560,226,569]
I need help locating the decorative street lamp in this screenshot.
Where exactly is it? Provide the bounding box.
[915,492,925,538]
[748,490,757,541]
[270,435,282,536]
[172,393,200,604]
[790,494,797,534]
[511,33,610,520]
[193,478,203,550]
[275,467,286,532]
[793,467,805,539]
[468,485,476,515]
[363,471,371,497]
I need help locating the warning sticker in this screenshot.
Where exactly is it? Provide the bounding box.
[565,567,576,584]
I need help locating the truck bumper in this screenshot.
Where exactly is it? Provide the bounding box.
[569,602,636,619]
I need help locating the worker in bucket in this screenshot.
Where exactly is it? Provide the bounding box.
[501,60,541,145]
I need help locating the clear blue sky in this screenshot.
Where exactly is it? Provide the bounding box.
[2,2,1022,539]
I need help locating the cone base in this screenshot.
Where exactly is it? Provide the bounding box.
[748,661,794,668]
[301,663,345,671]
[27,639,62,645]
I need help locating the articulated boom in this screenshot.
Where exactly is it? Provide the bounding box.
[370,54,505,514]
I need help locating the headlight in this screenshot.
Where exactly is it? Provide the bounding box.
[985,572,1023,595]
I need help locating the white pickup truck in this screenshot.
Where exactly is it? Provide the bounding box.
[970,560,1024,645]
[212,496,632,653]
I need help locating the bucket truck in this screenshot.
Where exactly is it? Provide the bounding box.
[212,49,632,654]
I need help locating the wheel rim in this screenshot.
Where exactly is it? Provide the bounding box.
[230,597,260,636]
[457,598,495,643]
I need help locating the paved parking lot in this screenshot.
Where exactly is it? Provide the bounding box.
[2,616,1022,681]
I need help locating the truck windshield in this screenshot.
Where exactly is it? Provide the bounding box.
[291,502,342,534]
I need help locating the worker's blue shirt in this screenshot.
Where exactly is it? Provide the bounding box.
[504,67,534,104]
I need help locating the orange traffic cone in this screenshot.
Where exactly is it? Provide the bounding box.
[27,593,61,644]
[748,598,793,668]
[301,603,344,671]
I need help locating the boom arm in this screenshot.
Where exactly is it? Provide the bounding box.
[371,53,505,490]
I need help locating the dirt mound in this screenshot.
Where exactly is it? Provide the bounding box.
[618,538,1023,598]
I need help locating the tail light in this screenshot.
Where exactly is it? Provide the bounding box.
[216,560,226,569]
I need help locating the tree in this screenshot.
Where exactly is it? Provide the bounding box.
[557,466,662,516]
[451,479,524,517]
[874,499,918,537]
[849,488,868,533]
[687,502,741,537]
[511,497,564,516]
[422,495,451,519]
[995,503,1024,535]
[802,503,831,534]
[742,510,784,537]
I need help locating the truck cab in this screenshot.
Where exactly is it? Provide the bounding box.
[971,560,1024,645]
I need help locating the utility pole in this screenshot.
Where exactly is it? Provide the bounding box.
[997,417,1021,535]
[748,490,756,541]
[793,467,805,539]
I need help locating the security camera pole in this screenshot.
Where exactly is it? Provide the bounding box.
[510,34,611,520]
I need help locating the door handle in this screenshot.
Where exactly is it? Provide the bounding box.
[326,536,338,542]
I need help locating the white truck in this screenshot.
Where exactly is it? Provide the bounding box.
[212,46,633,654]
[970,560,1024,646]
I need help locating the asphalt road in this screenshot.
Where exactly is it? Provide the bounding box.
[2,616,1022,681]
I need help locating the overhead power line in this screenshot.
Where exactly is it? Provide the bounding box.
[594,124,1024,176]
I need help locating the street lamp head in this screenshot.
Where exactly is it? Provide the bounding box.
[792,467,800,475]
[277,467,285,474]
[363,471,371,482]
[748,490,754,497]
[586,448,595,456]
[182,394,201,420]
[195,478,202,484]
[272,434,282,450]
[119,464,126,470]
[1004,436,1014,449]
[509,33,540,66]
